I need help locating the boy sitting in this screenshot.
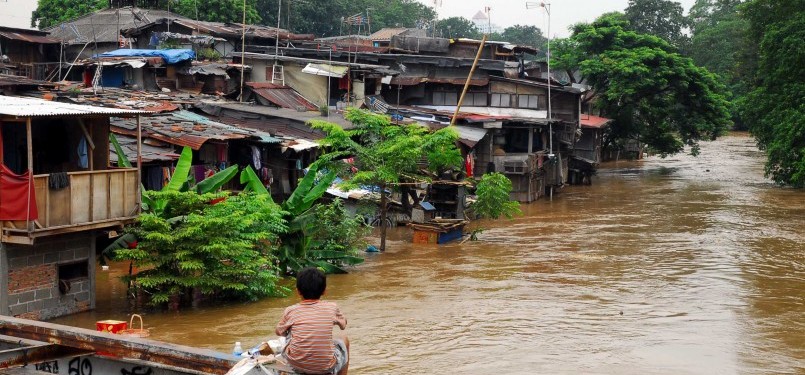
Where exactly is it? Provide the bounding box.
[276,267,349,375]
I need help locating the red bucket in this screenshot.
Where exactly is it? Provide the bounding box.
[96,320,127,334]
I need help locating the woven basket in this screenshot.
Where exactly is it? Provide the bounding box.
[119,314,149,338]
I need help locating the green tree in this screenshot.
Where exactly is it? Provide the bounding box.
[116,191,289,307]
[555,14,732,156]
[436,16,481,39]
[256,0,435,37]
[624,0,689,48]
[311,108,463,251]
[739,0,805,186]
[172,0,262,24]
[496,24,547,51]
[32,0,106,29]
[688,0,751,129]
[472,173,521,220]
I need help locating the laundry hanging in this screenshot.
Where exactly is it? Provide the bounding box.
[250,146,262,170]
[0,164,38,221]
[77,137,88,169]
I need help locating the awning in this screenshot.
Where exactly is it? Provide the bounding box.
[452,125,488,148]
[283,139,319,152]
[100,60,147,68]
[302,63,349,78]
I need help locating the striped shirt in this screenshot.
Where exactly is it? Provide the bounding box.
[276,300,347,374]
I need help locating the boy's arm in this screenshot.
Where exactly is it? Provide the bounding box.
[334,306,347,330]
[275,309,292,336]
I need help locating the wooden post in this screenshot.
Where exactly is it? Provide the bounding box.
[380,183,387,252]
[25,118,33,233]
[136,115,142,213]
[450,34,487,126]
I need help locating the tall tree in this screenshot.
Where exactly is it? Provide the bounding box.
[554,13,732,156]
[739,0,805,186]
[436,16,481,39]
[625,0,689,48]
[256,0,436,37]
[311,108,462,251]
[32,0,106,29]
[688,0,750,129]
[496,24,546,51]
[172,0,262,24]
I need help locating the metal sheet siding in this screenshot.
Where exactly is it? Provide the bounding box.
[0,96,151,118]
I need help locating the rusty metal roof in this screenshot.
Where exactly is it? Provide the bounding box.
[0,74,56,88]
[123,18,315,41]
[111,109,280,150]
[580,114,612,129]
[246,82,318,111]
[111,134,180,163]
[0,26,60,44]
[0,95,150,118]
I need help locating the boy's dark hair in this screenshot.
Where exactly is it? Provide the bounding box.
[296,267,326,300]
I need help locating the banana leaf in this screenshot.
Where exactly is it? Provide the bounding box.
[240,165,270,196]
[109,133,132,168]
[164,146,193,192]
[195,165,239,194]
[99,233,137,266]
[283,163,338,216]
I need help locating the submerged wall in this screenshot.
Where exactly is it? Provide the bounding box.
[0,232,96,320]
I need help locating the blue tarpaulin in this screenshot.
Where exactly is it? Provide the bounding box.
[97,49,196,64]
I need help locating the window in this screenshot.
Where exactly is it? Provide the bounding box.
[433,91,458,106]
[518,95,540,109]
[490,93,511,107]
[466,92,488,106]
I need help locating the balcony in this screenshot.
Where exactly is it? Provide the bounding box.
[1,169,139,244]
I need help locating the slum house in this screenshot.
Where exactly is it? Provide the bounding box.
[87,48,196,92]
[231,52,395,110]
[109,108,282,192]
[44,7,188,63]
[119,18,318,95]
[571,114,612,185]
[0,95,148,320]
[368,28,428,49]
[275,36,581,202]
[121,17,315,58]
[0,26,61,81]
[194,101,350,200]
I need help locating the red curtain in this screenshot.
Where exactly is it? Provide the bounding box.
[0,164,38,221]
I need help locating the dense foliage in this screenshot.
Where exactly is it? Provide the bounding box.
[32,0,106,29]
[472,173,521,220]
[275,161,365,274]
[312,108,463,251]
[117,191,289,306]
[624,0,689,48]
[436,17,482,39]
[739,0,805,186]
[553,14,732,156]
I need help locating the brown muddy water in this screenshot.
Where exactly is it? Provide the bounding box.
[51,133,804,374]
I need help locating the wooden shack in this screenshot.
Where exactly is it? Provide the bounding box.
[0,96,147,320]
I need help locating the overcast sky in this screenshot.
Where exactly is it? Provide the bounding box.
[2,0,697,37]
[417,0,697,37]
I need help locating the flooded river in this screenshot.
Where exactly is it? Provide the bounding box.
[52,133,804,374]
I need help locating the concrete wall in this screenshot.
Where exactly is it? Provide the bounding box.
[0,233,96,320]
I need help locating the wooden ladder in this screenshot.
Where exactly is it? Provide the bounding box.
[271,64,284,86]
[91,64,103,93]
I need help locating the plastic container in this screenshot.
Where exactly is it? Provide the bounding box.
[96,320,127,334]
[233,342,243,357]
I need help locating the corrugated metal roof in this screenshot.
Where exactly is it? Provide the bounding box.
[111,109,280,150]
[0,74,56,88]
[0,27,60,44]
[110,134,180,163]
[246,82,318,111]
[46,8,184,45]
[0,95,151,118]
[580,115,612,129]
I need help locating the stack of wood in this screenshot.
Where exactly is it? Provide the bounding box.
[408,218,467,233]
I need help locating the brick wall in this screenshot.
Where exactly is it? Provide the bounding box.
[1,233,95,320]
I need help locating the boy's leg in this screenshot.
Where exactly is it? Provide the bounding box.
[335,337,349,375]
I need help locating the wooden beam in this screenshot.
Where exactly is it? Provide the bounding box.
[0,316,245,375]
[136,115,142,213]
[25,118,33,233]
[77,119,96,150]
